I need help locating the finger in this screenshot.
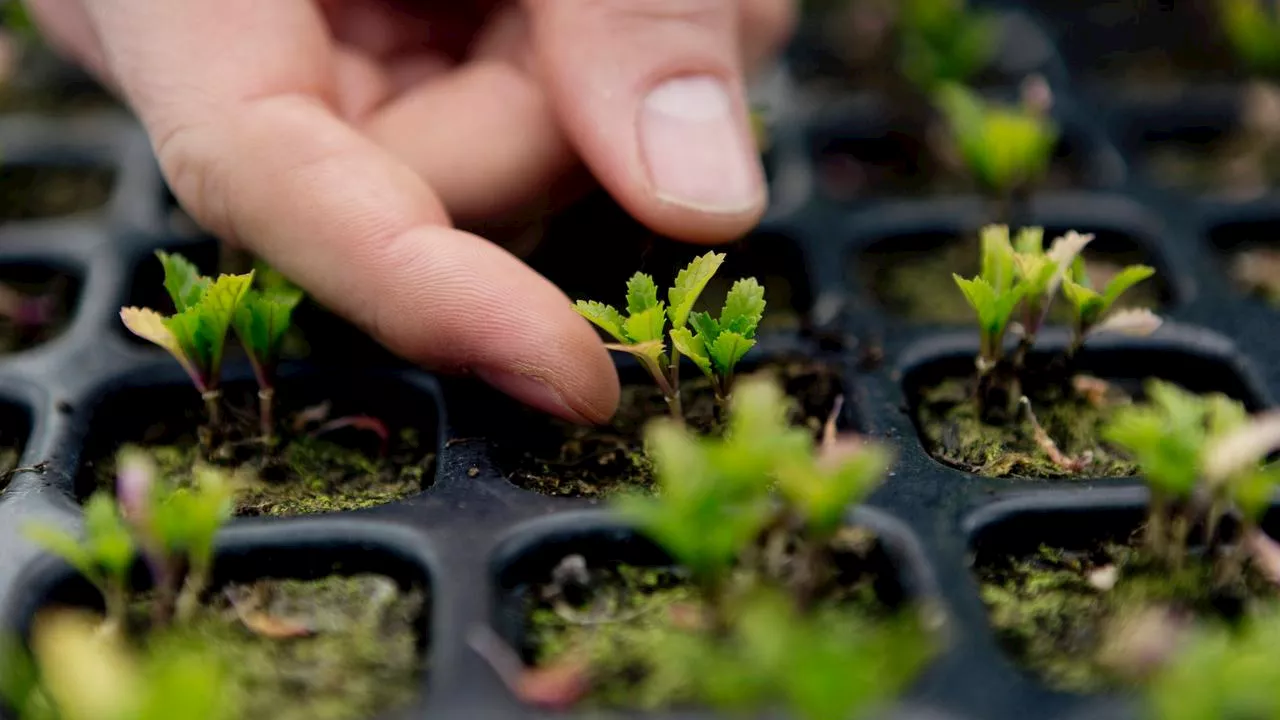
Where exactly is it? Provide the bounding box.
[741,0,797,72]
[361,5,576,225]
[525,0,767,244]
[25,0,110,81]
[76,0,619,423]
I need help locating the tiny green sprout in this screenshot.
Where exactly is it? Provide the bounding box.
[575,252,767,417]
[232,284,304,443]
[1146,608,1280,720]
[952,225,1025,377]
[934,82,1058,204]
[1217,0,1280,76]
[1103,381,1280,575]
[1062,257,1160,355]
[120,252,254,427]
[24,494,135,631]
[0,609,234,720]
[897,0,997,90]
[669,277,767,402]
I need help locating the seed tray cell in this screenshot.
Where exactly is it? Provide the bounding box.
[3,5,1280,719]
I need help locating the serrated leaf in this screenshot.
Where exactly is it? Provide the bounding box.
[1044,231,1094,298]
[604,339,666,364]
[720,278,766,339]
[1101,265,1156,310]
[196,272,254,376]
[233,288,301,371]
[953,275,994,317]
[626,273,660,315]
[670,328,712,374]
[83,493,135,578]
[573,300,627,343]
[1013,227,1045,255]
[690,312,721,344]
[709,331,756,375]
[121,307,203,389]
[1087,308,1162,339]
[978,225,1017,292]
[668,252,725,329]
[156,251,209,312]
[624,305,667,343]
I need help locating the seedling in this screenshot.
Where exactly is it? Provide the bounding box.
[934,83,1058,218]
[621,375,891,618]
[953,224,1160,421]
[0,610,233,720]
[25,448,234,629]
[897,0,997,90]
[1104,381,1280,578]
[574,253,766,417]
[120,252,253,428]
[1218,0,1280,76]
[1062,256,1159,355]
[1145,607,1280,720]
[232,284,303,443]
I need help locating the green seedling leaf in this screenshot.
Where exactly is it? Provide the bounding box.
[709,331,756,376]
[232,287,303,377]
[670,328,712,375]
[163,272,254,390]
[155,251,209,312]
[1218,0,1280,75]
[624,306,667,344]
[936,84,1058,194]
[777,441,893,537]
[573,300,627,343]
[626,273,660,315]
[82,493,135,580]
[120,307,203,391]
[1100,264,1156,309]
[720,278,766,338]
[24,525,98,585]
[979,225,1017,292]
[668,252,726,329]
[690,311,721,344]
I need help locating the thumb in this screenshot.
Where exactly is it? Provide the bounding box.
[525,0,767,244]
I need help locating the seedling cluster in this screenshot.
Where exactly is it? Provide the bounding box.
[896,0,997,91]
[121,252,303,443]
[552,376,932,718]
[574,252,765,418]
[1218,0,1280,77]
[953,224,1158,423]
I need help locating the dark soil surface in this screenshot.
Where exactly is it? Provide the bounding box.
[139,573,425,720]
[977,536,1278,692]
[0,166,115,220]
[916,376,1138,479]
[81,396,435,517]
[501,359,845,497]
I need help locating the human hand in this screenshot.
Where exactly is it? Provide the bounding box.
[24,0,795,424]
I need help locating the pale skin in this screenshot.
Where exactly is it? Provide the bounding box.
[24,0,796,424]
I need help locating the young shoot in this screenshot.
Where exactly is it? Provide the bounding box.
[952,225,1025,383]
[0,610,233,720]
[24,494,135,632]
[232,284,304,444]
[620,375,891,618]
[934,82,1058,215]
[897,0,997,90]
[25,449,235,630]
[1217,0,1280,77]
[120,252,253,429]
[1104,381,1280,578]
[1061,256,1160,355]
[574,252,767,417]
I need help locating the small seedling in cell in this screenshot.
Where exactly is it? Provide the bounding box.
[1062,256,1160,355]
[232,284,304,444]
[1218,0,1280,76]
[669,277,767,403]
[120,252,253,430]
[897,0,997,90]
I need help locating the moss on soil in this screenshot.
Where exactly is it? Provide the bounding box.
[0,444,19,490]
[525,529,908,708]
[916,377,1138,478]
[977,539,1278,693]
[0,166,115,220]
[138,573,425,720]
[87,406,434,517]
[503,359,844,498]
[1229,246,1280,306]
[859,235,1161,324]
[1142,131,1280,201]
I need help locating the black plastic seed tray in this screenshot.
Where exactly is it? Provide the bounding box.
[3,2,1280,719]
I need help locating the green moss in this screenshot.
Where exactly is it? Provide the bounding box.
[94,428,432,517]
[916,378,1139,478]
[977,540,1277,693]
[859,236,1162,324]
[505,359,843,498]
[142,574,425,720]
[526,538,909,709]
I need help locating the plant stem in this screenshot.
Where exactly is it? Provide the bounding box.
[259,386,275,445]
[202,389,221,427]
[175,564,208,624]
[667,347,683,419]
